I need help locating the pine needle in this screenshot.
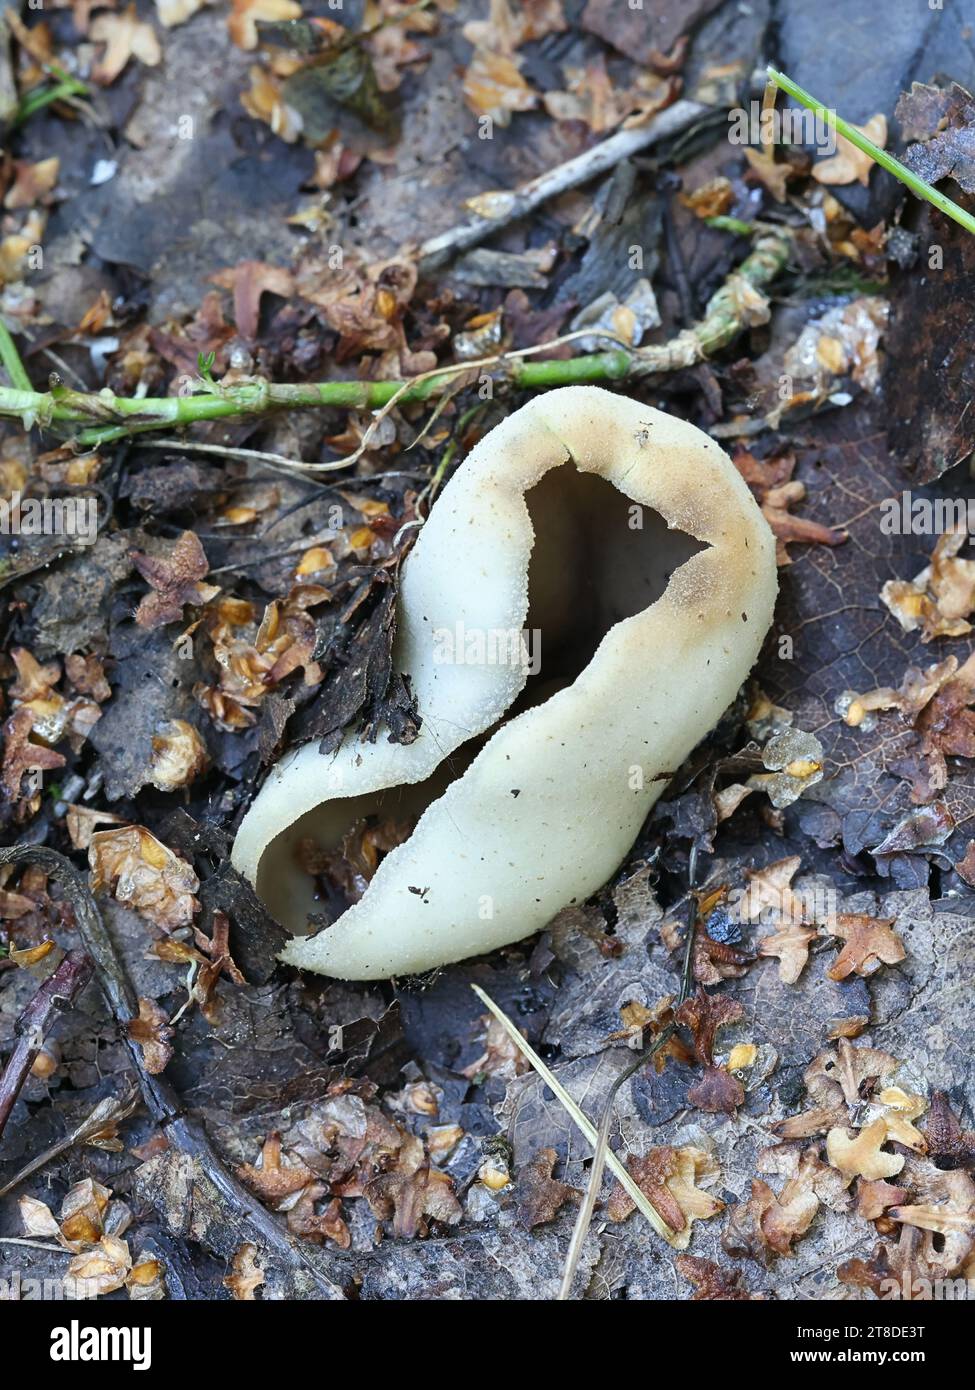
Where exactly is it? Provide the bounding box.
[469,984,676,1243]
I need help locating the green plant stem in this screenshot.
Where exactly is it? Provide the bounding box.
[705,214,755,236]
[0,320,32,392]
[13,76,87,127]
[0,233,789,449]
[767,65,975,236]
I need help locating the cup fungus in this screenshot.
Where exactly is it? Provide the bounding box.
[232,386,778,979]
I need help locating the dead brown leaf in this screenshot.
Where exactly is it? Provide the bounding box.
[688,1064,745,1114]
[90,4,162,83]
[825,914,905,980]
[757,921,817,984]
[607,1146,723,1250]
[813,115,887,186]
[228,0,301,50]
[89,824,200,930]
[210,260,296,341]
[675,1254,763,1299]
[4,157,59,210]
[882,529,975,641]
[131,530,219,629]
[224,1242,266,1299]
[515,1147,583,1229]
[675,986,744,1066]
[238,1132,317,1202]
[462,47,537,125]
[1,705,66,804]
[127,997,175,1074]
[857,1178,909,1223]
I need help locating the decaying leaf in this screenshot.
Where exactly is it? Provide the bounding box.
[239,1132,316,1202]
[679,177,734,220]
[462,0,566,54]
[827,1118,905,1181]
[723,1172,819,1262]
[237,1087,462,1243]
[4,157,60,210]
[90,4,162,84]
[825,1039,902,1107]
[65,653,112,704]
[757,921,818,985]
[871,802,955,857]
[462,1014,531,1082]
[131,531,219,630]
[922,1090,975,1169]
[542,56,677,134]
[836,651,975,804]
[210,261,296,340]
[687,1064,745,1114]
[1,705,66,803]
[743,145,793,203]
[516,1147,583,1229]
[65,804,127,850]
[675,1254,762,1300]
[857,1178,909,1223]
[881,529,975,641]
[733,445,847,567]
[813,114,887,186]
[147,719,209,791]
[675,986,744,1066]
[825,914,906,980]
[127,997,175,1074]
[195,589,326,731]
[228,0,302,50]
[739,855,808,925]
[607,1146,723,1251]
[363,1131,462,1238]
[828,1015,870,1040]
[224,1242,266,1299]
[876,1087,928,1153]
[898,80,975,196]
[889,1169,975,1275]
[89,825,200,930]
[462,47,537,125]
[286,1187,351,1248]
[772,1039,901,1140]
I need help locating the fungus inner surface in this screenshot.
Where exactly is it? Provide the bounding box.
[256,465,706,932]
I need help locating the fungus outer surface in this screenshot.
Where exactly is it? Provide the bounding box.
[231,386,778,979]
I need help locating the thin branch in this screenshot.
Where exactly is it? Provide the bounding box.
[418,99,710,273]
[0,844,345,1299]
[0,948,94,1142]
[0,1088,140,1198]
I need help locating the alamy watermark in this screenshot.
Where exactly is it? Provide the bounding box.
[728,100,837,155]
[0,491,98,546]
[0,1269,101,1300]
[432,623,541,676]
[881,1272,975,1300]
[880,491,975,536]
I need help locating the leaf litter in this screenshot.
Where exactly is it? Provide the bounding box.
[0,0,974,1307]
